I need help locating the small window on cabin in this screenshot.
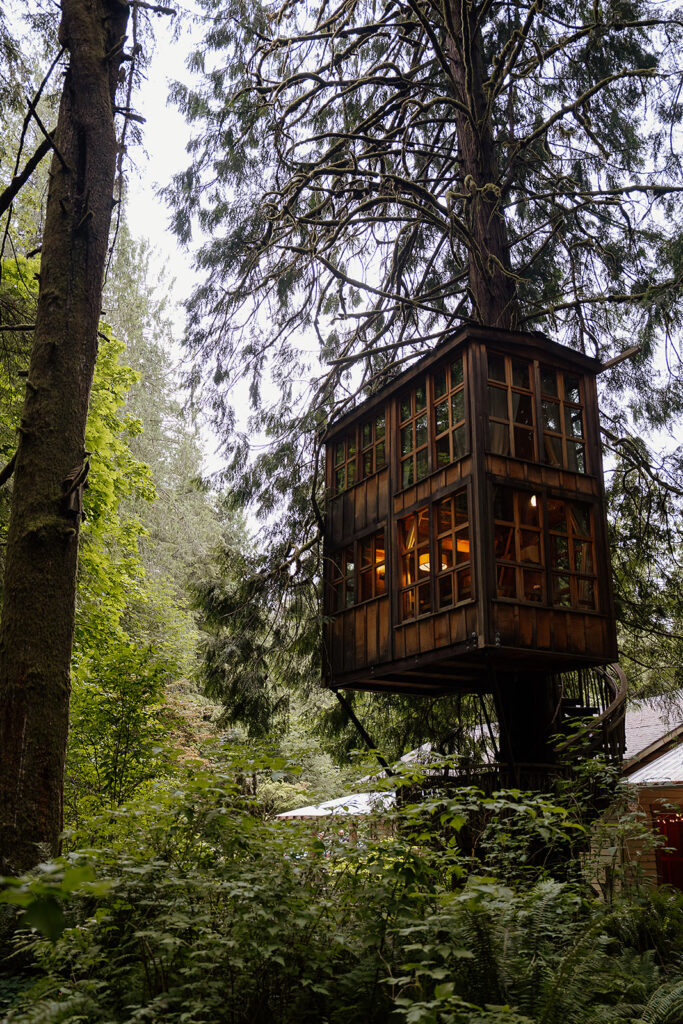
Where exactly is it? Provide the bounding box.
[655,812,683,890]
[330,546,355,611]
[493,487,544,603]
[399,381,429,489]
[333,435,357,494]
[359,412,387,479]
[359,530,386,601]
[541,367,587,474]
[487,354,536,461]
[434,355,468,468]
[398,506,431,620]
[547,498,597,610]
[435,489,472,609]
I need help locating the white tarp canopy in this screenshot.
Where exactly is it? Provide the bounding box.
[277,790,396,819]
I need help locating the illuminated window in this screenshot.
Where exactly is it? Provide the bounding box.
[493,487,544,603]
[548,498,597,610]
[541,367,587,473]
[487,354,536,460]
[433,356,468,468]
[655,812,683,889]
[435,490,471,609]
[333,436,357,494]
[359,413,387,479]
[330,546,355,611]
[399,381,429,489]
[359,530,386,602]
[398,507,431,620]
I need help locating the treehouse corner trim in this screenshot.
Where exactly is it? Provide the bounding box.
[322,325,618,697]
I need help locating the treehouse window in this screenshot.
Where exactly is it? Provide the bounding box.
[548,498,597,610]
[333,436,357,494]
[435,490,472,609]
[398,506,431,620]
[399,381,429,489]
[493,487,544,603]
[360,413,387,479]
[655,812,683,890]
[398,488,472,621]
[433,355,468,467]
[487,354,536,460]
[331,546,355,610]
[359,530,386,602]
[541,367,587,473]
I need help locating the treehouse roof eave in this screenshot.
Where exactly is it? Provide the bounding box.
[323,323,603,443]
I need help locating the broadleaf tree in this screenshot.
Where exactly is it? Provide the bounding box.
[170,0,683,734]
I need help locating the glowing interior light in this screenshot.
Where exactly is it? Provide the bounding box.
[377,565,385,578]
[530,494,538,507]
[418,552,431,573]
[457,539,470,554]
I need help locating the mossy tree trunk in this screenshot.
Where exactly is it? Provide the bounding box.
[0,0,129,873]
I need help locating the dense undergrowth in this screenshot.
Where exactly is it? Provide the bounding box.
[1,752,682,1024]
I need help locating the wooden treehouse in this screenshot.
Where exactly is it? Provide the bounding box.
[322,325,626,770]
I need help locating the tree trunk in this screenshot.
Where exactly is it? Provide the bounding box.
[0,0,129,874]
[446,1,519,329]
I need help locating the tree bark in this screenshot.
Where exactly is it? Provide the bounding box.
[0,0,129,874]
[446,0,519,329]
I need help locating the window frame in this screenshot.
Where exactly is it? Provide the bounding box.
[398,379,430,490]
[486,352,537,461]
[328,528,387,612]
[540,365,589,474]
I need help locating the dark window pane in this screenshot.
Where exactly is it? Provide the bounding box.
[415,383,426,411]
[497,566,516,598]
[435,400,449,434]
[488,353,506,382]
[415,414,428,448]
[455,529,470,564]
[438,574,453,608]
[333,582,344,612]
[335,441,345,465]
[376,441,386,469]
[453,425,467,459]
[401,425,413,456]
[551,535,569,570]
[451,390,465,423]
[564,406,584,438]
[348,437,356,455]
[520,530,541,564]
[570,503,591,536]
[541,367,558,397]
[360,571,373,602]
[514,427,535,460]
[494,486,514,522]
[436,436,450,466]
[335,468,345,491]
[457,568,472,600]
[434,370,447,398]
[361,539,372,567]
[417,509,430,545]
[347,461,356,486]
[376,414,385,438]
[401,589,415,620]
[567,442,586,473]
[454,490,468,525]
[488,385,508,419]
[344,549,354,574]
[512,392,533,425]
[402,460,414,489]
[544,435,562,467]
[439,537,453,569]
[542,400,560,432]
[488,421,510,455]
[574,541,593,574]
[416,448,429,479]
[552,575,571,607]
[363,452,373,477]
[547,499,567,533]
[512,359,530,389]
[418,582,431,614]
[564,374,581,404]
[523,570,543,603]
[345,580,355,607]
[520,493,540,527]
[451,357,464,387]
[578,577,596,609]
[400,397,411,422]
[494,524,514,559]
[437,499,452,533]
[362,422,371,447]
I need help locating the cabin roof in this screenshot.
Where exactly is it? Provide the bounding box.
[324,324,603,442]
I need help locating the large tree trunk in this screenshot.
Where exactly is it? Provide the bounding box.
[446,0,519,329]
[0,0,129,873]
